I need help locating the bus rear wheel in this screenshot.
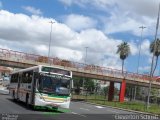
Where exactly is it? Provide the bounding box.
[12,91,16,100]
[25,94,29,108]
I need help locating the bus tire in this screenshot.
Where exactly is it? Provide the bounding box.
[26,93,29,108]
[12,91,16,100]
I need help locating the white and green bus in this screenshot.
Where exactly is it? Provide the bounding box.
[9,65,73,110]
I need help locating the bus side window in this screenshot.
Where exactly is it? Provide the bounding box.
[28,72,33,83]
[25,73,28,83]
[22,71,33,83]
[22,72,28,83]
[16,74,19,82]
[22,73,25,83]
[10,75,14,83]
[11,74,18,83]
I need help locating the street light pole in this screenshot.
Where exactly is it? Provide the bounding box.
[147,4,160,110]
[82,47,88,95]
[48,21,54,65]
[134,26,146,100]
[85,47,88,64]
[137,26,146,74]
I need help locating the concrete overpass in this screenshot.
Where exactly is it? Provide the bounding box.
[0,48,160,102]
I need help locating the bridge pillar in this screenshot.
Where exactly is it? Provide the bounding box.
[119,80,126,102]
[108,81,114,101]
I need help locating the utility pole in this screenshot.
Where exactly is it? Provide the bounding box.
[134,26,146,101]
[48,21,54,65]
[147,4,160,110]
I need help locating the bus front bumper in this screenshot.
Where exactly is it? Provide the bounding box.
[34,95,70,109]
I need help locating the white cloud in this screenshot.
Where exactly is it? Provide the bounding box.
[0,10,129,70]
[102,57,121,70]
[62,14,97,31]
[139,66,150,73]
[78,29,122,57]
[59,0,159,37]
[59,0,73,6]
[103,9,155,36]
[51,47,83,61]
[59,0,160,18]
[22,6,42,15]
[113,0,160,18]
[111,1,159,36]
[139,65,159,75]
[141,40,151,56]
[35,45,48,53]
[128,41,138,55]
[58,0,116,11]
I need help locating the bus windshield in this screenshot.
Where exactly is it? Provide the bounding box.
[37,74,70,96]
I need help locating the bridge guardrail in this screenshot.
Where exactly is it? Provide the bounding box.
[0,48,159,83]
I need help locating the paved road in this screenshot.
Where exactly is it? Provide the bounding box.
[0,94,158,120]
[70,100,132,114]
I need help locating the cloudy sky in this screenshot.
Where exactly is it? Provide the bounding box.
[0,0,160,75]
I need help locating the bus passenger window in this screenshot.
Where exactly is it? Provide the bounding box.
[28,74,32,83]
[11,74,18,83]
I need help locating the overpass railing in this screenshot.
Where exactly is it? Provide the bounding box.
[0,48,158,83]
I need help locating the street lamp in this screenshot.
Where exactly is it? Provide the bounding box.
[82,47,89,95]
[134,26,146,100]
[85,47,89,64]
[147,4,160,110]
[137,26,146,74]
[48,21,55,65]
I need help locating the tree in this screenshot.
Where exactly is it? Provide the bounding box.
[150,38,160,75]
[84,78,95,93]
[117,42,131,76]
[73,77,83,95]
[102,86,109,99]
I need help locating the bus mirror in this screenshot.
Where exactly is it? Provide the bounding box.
[71,79,74,89]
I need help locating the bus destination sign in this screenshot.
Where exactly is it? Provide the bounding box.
[41,66,71,76]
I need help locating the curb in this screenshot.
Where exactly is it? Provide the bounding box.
[79,101,159,116]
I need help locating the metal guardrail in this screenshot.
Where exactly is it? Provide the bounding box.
[0,48,159,84]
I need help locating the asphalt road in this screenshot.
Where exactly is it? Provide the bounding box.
[0,94,159,120]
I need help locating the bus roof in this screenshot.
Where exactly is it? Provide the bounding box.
[11,65,72,75]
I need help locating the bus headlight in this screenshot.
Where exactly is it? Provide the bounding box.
[39,96,43,99]
[36,93,44,100]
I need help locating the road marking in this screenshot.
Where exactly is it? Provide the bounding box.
[95,106,104,108]
[80,108,90,111]
[95,105,119,113]
[108,110,119,113]
[71,112,86,117]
